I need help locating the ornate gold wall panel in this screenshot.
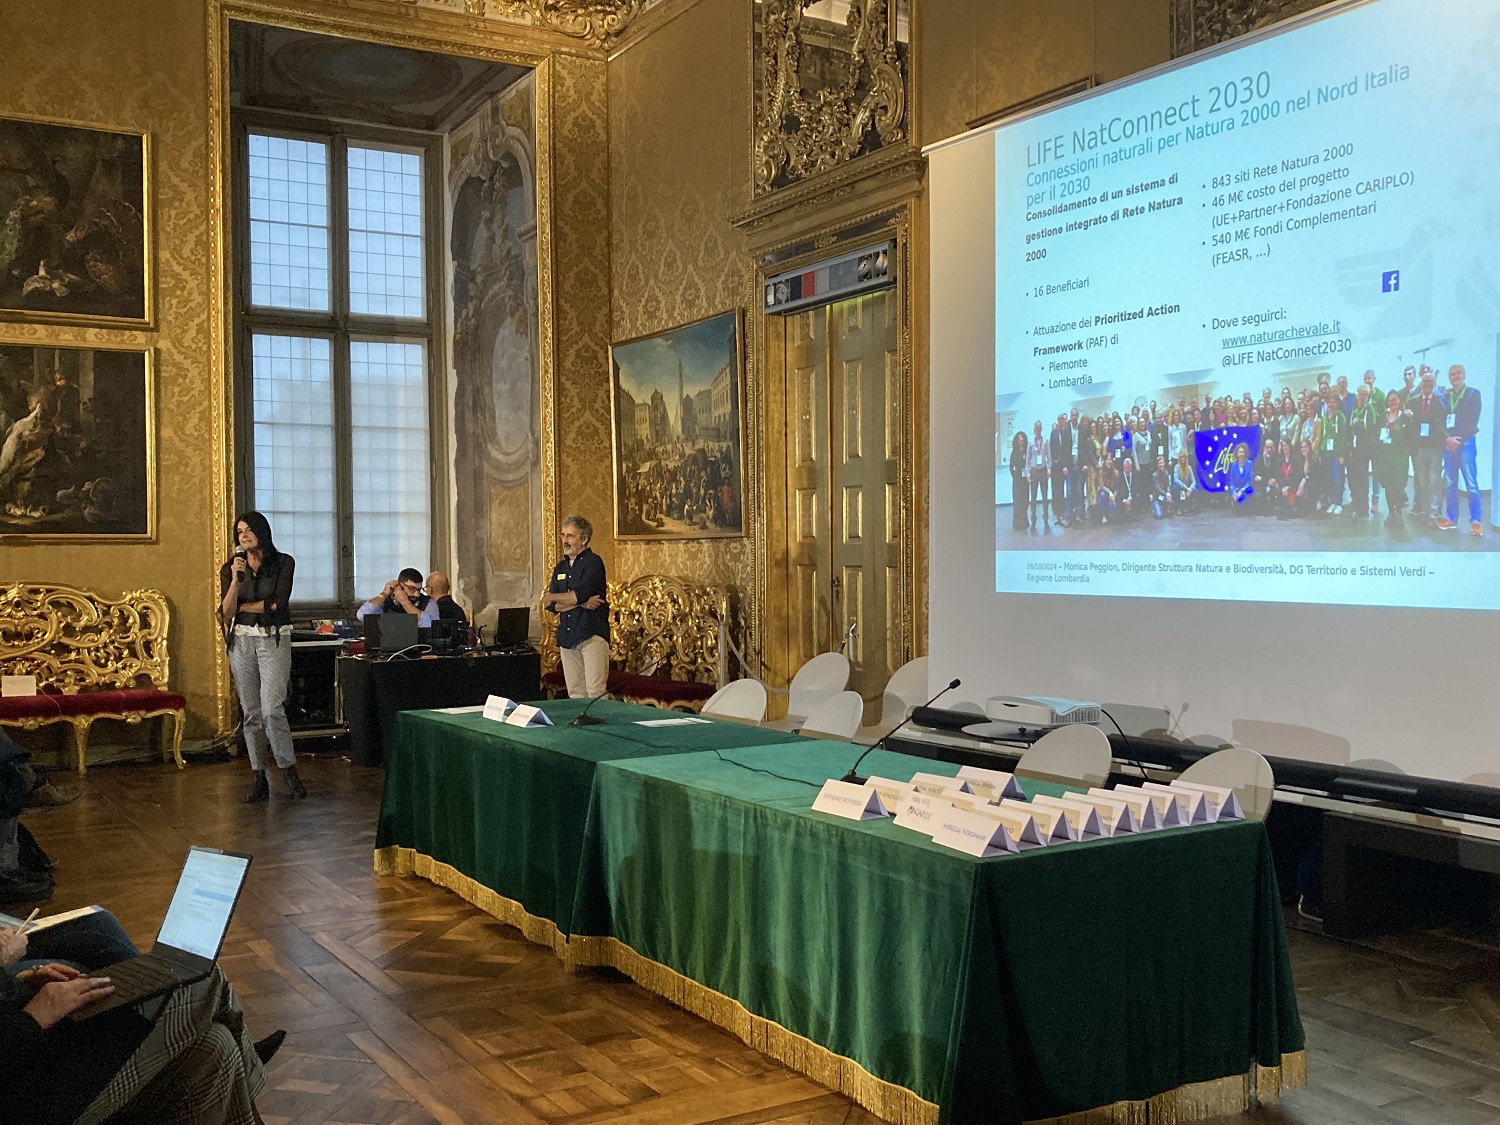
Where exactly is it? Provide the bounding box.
[0,0,220,733]
[606,0,759,665]
[1171,0,1329,57]
[544,53,614,568]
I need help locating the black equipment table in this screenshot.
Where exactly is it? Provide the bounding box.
[339,649,543,766]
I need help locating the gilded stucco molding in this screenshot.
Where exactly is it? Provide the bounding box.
[399,0,654,47]
[491,0,647,46]
[1171,0,1329,57]
[753,0,908,196]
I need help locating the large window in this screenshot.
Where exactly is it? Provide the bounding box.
[235,123,440,609]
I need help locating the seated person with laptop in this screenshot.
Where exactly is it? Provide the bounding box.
[0,846,283,1125]
[356,568,440,627]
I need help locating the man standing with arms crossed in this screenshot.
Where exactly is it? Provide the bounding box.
[1438,363,1483,535]
[543,515,611,698]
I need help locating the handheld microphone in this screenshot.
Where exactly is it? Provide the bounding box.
[840,678,960,785]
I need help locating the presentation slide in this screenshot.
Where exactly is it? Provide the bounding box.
[993,0,1500,609]
[929,0,1500,788]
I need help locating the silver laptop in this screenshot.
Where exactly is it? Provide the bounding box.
[73,846,251,1019]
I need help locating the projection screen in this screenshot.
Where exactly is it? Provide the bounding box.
[928,0,1500,787]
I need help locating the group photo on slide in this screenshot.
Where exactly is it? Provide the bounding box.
[999,355,1496,551]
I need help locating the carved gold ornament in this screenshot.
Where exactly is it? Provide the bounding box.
[754,0,908,195]
[0,583,174,692]
[540,574,733,688]
[487,0,647,46]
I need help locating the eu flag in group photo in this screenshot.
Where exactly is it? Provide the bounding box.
[1194,425,1262,492]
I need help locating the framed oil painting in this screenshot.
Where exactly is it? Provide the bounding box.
[0,343,154,540]
[611,310,745,540]
[0,115,150,325]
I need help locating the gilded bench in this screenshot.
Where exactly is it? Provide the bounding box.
[0,583,186,774]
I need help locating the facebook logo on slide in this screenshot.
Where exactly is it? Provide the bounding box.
[1382,270,1401,293]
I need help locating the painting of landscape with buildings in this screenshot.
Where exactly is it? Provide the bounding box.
[610,310,743,540]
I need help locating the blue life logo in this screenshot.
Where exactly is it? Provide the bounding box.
[1382,270,1401,293]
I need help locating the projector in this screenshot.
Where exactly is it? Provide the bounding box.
[985,695,1102,727]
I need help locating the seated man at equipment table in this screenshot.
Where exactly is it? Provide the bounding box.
[424,570,468,629]
[356,568,439,626]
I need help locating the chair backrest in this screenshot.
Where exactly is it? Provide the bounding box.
[1016,724,1113,788]
[0,582,173,692]
[878,656,929,726]
[786,652,850,721]
[1180,747,1276,821]
[701,678,767,725]
[798,691,864,742]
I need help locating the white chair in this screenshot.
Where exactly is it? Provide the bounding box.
[1015,725,1113,788]
[701,679,767,725]
[855,656,930,743]
[1180,747,1275,821]
[762,652,850,731]
[797,691,865,742]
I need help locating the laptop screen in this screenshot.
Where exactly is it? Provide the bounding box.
[494,607,530,647]
[156,847,250,960]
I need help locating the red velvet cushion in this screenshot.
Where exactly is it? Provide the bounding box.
[0,689,184,721]
[611,672,714,705]
[540,667,715,707]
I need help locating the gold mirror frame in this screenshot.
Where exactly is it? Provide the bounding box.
[751,0,910,197]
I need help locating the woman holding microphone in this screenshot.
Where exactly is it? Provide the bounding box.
[218,512,304,802]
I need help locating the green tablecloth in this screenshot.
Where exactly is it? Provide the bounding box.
[373,699,803,939]
[579,743,1304,1125]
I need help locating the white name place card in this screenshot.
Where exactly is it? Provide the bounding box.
[434,704,487,715]
[813,779,890,821]
[956,765,1025,800]
[1030,794,1108,839]
[504,703,554,728]
[1139,781,1210,824]
[1,676,36,698]
[1110,785,1183,827]
[482,695,516,722]
[1171,779,1244,820]
[864,776,909,812]
[1091,787,1162,831]
[1074,792,1139,834]
[1000,797,1074,843]
[909,772,974,796]
[931,807,1023,857]
[894,791,948,833]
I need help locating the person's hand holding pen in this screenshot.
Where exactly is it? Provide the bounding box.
[0,908,38,966]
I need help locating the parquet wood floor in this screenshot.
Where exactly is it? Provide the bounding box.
[15,755,1500,1125]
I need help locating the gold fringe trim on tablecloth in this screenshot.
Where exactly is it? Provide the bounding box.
[372,845,567,958]
[374,847,1307,1125]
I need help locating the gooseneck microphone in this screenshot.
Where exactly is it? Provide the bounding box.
[571,691,610,726]
[570,663,643,727]
[840,678,961,785]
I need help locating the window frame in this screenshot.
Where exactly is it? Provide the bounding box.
[231,110,449,617]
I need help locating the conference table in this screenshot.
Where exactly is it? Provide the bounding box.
[374,700,1304,1125]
